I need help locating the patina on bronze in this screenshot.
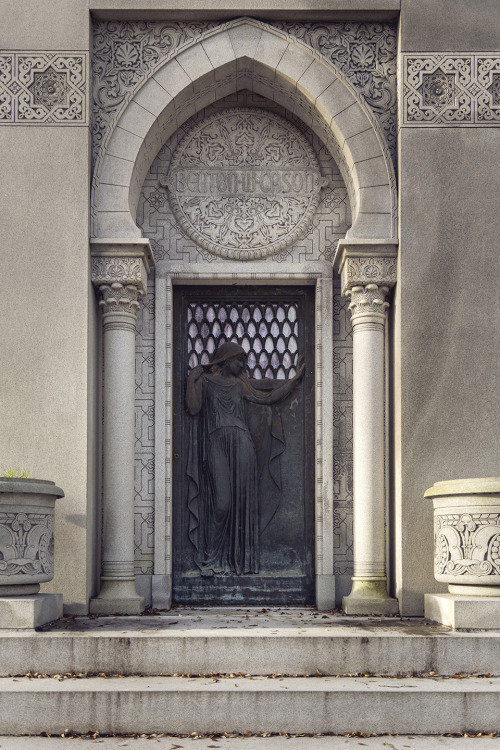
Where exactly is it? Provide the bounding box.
[186,342,305,578]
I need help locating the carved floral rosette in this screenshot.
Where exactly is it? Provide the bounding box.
[425,478,500,590]
[0,478,64,591]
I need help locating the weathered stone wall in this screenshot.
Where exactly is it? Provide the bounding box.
[396,0,500,613]
[0,0,96,614]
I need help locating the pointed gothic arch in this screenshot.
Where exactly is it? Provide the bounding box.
[91,17,397,241]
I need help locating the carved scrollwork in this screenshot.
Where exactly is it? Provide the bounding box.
[274,22,397,162]
[434,512,500,581]
[0,512,54,581]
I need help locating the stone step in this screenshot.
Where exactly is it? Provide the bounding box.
[1,611,500,677]
[0,675,499,735]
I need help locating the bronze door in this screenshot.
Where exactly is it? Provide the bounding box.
[172,286,315,605]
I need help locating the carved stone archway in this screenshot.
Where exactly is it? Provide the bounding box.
[91,18,396,242]
[90,17,399,614]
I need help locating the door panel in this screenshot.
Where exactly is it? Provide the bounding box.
[172,286,315,605]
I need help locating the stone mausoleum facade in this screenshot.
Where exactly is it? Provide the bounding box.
[1,0,499,618]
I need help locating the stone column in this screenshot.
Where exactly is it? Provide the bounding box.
[334,240,399,615]
[90,239,154,615]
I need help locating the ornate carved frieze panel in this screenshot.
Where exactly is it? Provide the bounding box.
[0,52,88,125]
[402,53,500,126]
[92,21,397,168]
[91,257,146,290]
[160,109,328,260]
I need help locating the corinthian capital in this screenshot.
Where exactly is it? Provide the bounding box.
[347,283,390,317]
[97,282,142,316]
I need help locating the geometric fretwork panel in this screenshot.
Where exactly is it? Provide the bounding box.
[332,275,354,590]
[134,276,155,575]
[187,301,299,379]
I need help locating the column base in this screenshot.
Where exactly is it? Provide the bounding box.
[343,579,399,615]
[0,594,63,629]
[425,593,500,630]
[90,580,145,615]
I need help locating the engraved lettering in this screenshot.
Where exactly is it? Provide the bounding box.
[162,108,327,259]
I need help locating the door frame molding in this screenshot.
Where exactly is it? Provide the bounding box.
[153,261,335,609]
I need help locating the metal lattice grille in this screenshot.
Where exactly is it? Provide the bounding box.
[187,302,299,379]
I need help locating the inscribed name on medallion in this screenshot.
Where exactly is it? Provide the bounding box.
[160,108,328,260]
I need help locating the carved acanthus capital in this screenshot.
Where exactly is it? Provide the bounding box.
[97,281,142,317]
[347,283,390,318]
[90,239,155,323]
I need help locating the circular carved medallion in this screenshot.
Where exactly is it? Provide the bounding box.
[162,109,328,260]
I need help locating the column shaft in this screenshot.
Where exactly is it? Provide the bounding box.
[101,316,137,588]
[352,317,386,580]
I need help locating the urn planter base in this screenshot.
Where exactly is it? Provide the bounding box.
[425,592,500,631]
[0,593,63,629]
[425,478,500,628]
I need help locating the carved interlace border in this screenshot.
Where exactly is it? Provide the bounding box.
[0,52,88,125]
[402,53,500,126]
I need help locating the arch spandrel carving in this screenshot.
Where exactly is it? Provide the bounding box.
[91,18,397,243]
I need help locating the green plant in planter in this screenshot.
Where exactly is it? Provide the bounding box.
[0,467,30,478]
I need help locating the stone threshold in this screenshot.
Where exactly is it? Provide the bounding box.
[1,608,499,678]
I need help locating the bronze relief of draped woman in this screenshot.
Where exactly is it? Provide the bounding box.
[186,342,305,577]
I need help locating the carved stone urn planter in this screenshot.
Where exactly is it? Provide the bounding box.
[0,478,64,597]
[425,478,500,596]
